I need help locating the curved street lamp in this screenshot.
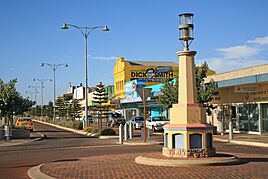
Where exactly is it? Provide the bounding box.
[33,78,52,118]
[61,23,109,128]
[28,85,40,104]
[41,63,68,120]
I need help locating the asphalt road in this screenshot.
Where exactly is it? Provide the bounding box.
[0,122,160,179]
[0,122,268,179]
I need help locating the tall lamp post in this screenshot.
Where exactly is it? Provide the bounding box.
[26,91,36,101]
[41,63,68,120]
[28,85,40,104]
[33,78,52,118]
[61,23,109,128]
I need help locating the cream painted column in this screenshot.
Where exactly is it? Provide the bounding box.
[202,133,206,149]
[177,51,197,104]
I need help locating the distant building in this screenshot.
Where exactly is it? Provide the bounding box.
[113,57,178,99]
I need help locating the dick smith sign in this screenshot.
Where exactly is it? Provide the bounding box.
[130,67,174,82]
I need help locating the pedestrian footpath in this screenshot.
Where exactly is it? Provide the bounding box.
[0,131,44,147]
[214,133,268,148]
[10,121,266,178]
[29,149,268,179]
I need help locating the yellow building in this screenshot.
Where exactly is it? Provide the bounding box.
[113,57,179,98]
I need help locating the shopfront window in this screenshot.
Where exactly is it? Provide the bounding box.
[261,104,268,132]
[221,105,236,131]
[238,104,259,132]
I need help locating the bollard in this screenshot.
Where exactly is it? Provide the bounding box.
[124,124,128,140]
[119,124,123,144]
[229,120,233,140]
[141,127,150,140]
[219,122,224,136]
[4,125,12,140]
[129,123,133,139]
[146,127,150,140]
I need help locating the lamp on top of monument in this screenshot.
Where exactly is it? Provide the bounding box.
[179,13,194,51]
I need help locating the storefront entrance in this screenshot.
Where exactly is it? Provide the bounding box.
[221,105,238,131]
[220,103,260,133]
[261,104,268,132]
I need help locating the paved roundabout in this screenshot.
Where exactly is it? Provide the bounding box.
[135,152,240,167]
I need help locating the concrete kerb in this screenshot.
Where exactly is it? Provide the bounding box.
[0,131,44,147]
[28,164,55,179]
[34,120,116,139]
[135,155,241,167]
[214,138,268,148]
[34,120,88,136]
[0,137,43,147]
[99,135,119,139]
[119,141,164,146]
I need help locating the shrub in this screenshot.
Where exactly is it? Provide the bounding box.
[100,128,116,136]
[14,125,27,130]
[73,121,83,130]
[83,126,93,133]
[91,128,100,134]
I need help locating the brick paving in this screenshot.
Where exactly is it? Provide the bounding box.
[40,151,268,179]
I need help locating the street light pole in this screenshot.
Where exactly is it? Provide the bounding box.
[61,23,109,128]
[28,86,40,105]
[33,78,52,118]
[26,91,35,101]
[41,63,68,121]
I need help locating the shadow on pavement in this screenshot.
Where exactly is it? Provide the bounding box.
[33,130,70,133]
[53,158,80,163]
[240,157,268,163]
[44,136,93,139]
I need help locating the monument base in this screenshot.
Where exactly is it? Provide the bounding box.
[162,147,216,158]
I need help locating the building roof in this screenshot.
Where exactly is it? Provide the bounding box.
[126,61,178,67]
[204,63,268,83]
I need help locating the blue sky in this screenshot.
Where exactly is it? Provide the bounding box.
[1,0,268,104]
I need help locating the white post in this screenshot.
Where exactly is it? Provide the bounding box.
[119,124,123,144]
[129,123,133,139]
[229,120,233,140]
[124,124,128,140]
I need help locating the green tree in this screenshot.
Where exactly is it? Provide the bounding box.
[69,99,82,119]
[0,78,34,124]
[195,62,218,115]
[91,82,110,130]
[43,101,53,119]
[157,78,178,110]
[158,62,218,116]
[55,96,82,120]
[55,96,66,118]
[30,105,41,116]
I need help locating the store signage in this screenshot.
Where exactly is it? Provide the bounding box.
[234,85,259,93]
[130,67,174,82]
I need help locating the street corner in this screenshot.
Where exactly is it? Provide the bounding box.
[28,164,56,179]
[0,136,43,147]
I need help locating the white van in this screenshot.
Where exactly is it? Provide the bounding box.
[146,116,169,132]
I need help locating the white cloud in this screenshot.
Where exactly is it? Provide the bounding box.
[247,36,268,45]
[217,45,259,59]
[200,57,268,73]
[202,35,268,73]
[93,56,118,60]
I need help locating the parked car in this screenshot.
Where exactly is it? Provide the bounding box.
[129,116,144,129]
[146,116,169,132]
[115,118,126,126]
[107,112,126,127]
[15,117,34,131]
